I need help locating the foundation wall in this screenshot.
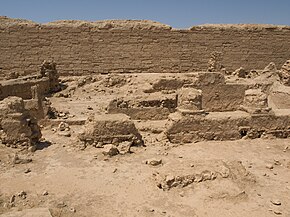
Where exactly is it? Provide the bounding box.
[0,77,50,100]
[166,112,290,143]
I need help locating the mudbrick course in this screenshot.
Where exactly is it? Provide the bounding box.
[0,17,290,217]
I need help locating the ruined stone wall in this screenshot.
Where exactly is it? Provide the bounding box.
[1,16,290,77]
[0,77,50,100]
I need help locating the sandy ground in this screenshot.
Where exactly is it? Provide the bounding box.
[0,132,289,217]
[0,75,290,216]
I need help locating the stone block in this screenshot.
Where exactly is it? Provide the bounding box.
[178,88,202,111]
[78,114,143,145]
[244,89,268,109]
[201,84,247,112]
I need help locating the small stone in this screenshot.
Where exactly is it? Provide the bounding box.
[10,195,15,203]
[112,168,117,173]
[28,146,37,152]
[87,106,93,110]
[271,199,282,206]
[80,145,86,151]
[102,144,119,157]
[42,191,49,196]
[24,168,31,174]
[58,122,69,131]
[56,201,67,208]
[118,141,132,155]
[70,207,76,213]
[190,164,195,167]
[266,163,274,169]
[179,191,184,197]
[201,170,212,181]
[274,210,282,215]
[58,131,71,137]
[194,174,203,182]
[95,142,104,148]
[146,159,162,166]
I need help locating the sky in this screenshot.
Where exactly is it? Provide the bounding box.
[1,0,290,28]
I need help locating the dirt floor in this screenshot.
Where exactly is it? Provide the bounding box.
[0,135,289,217]
[0,74,290,217]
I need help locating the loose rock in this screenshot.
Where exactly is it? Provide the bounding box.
[24,168,31,174]
[265,163,274,169]
[102,144,119,157]
[146,158,162,166]
[271,199,282,206]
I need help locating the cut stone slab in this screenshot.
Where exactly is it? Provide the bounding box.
[78,114,143,145]
[0,208,52,217]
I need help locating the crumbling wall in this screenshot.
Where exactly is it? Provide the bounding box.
[1,16,290,77]
[0,97,41,149]
[0,78,50,100]
[107,93,177,120]
[0,60,60,100]
[166,111,290,143]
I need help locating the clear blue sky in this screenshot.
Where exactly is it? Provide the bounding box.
[1,0,290,28]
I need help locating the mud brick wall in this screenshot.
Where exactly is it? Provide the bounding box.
[0,77,50,100]
[1,16,290,77]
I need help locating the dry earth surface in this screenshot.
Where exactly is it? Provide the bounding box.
[0,74,290,217]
